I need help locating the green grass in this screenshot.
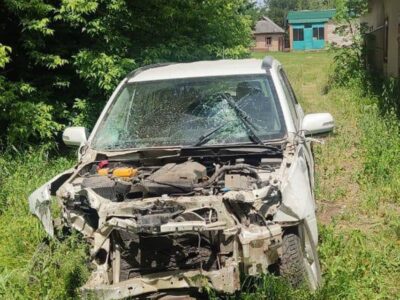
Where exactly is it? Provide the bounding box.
[0,51,399,299]
[0,151,89,299]
[249,51,400,299]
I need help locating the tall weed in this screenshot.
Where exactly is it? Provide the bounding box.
[359,103,400,205]
[0,149,89,299]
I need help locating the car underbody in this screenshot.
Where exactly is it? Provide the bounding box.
[29,143,320,299]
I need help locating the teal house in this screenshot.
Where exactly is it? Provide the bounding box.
[287,9,336,51]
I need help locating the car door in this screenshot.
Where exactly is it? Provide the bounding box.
[278,68,315,190]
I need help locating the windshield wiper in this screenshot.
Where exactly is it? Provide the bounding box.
[193,122,230,147]
[193,94,264,147]
[223,94,264,145]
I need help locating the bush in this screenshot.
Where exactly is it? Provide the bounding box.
[0,79,63,149]
[0,0,254,148]
[328,0,368,89]
[0,148,90,299]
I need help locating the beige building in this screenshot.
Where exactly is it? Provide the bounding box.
[253,17,285,52]
[362,0,400,77]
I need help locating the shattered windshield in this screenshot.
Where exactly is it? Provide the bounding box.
[92,74,286,150]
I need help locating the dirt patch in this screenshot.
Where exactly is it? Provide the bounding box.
[317,201,344,225]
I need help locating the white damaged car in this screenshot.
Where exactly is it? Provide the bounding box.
[29,56,334,299]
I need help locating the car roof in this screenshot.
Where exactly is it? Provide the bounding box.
[128,59,270,83]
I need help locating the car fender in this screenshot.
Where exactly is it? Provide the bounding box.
[28,169,74,237]
[274,154,318,245]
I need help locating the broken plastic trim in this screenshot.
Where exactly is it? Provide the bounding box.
[28,169,74,237]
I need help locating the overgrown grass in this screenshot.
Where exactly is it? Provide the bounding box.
[249,51,400,299]
[0,150,89,299]
[0,51,399,299]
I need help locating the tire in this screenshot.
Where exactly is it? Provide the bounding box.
[279,227,321,290]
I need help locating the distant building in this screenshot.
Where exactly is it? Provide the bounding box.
[362,0,400,77]
[253,16,285,52]
[287,9,349,51]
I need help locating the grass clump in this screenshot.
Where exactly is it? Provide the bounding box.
[358,97,400,208]
[250,51,400,299]
[0,149,89,299]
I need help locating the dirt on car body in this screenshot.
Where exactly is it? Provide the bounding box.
[29,57,333,298]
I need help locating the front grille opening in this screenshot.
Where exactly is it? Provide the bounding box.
[112,231,222,281]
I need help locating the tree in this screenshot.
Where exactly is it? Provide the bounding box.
[264,0,298,28]
[330,0,369,86]
[297,0,336,10]
[262,0,337,28]
[0,0,254,148]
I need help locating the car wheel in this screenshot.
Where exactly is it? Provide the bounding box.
[279,226,321,290]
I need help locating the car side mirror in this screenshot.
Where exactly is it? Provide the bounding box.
[62,127,88,146]
[302,113,334,136]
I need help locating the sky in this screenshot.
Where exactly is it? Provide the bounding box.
[256,0,264,6]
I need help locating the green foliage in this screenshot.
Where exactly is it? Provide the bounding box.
[0,79,63,148]
[334,0,368,22]
[252,51,400,298]
[263,0,336,28]
[240,274,312,299]
[326,1,400,292]
[296,0,336,10]
[1,51,399,299]
[246,1,268,24]
[0,0,253,148]
[328,0,368,88]
[329,39,366,88]
[0,149,89,299]
[330,2,400,206]
[70,98,100,129]
[73,51,135,94]
[359,98,400,205]
[0,44,11,68]
[264,0,298,28]
[318,224,400,299]
[378,77,400,117]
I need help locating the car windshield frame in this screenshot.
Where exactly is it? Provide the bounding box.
[91,73,287,151]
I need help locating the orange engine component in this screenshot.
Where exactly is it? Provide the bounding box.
[112,167,137,178]
[97,168,109,176]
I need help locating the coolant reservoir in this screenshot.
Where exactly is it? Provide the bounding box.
[112,167,137,178]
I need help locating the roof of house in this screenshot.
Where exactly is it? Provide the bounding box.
[254,16,285,34]
[128,59,273,82]
[287,9,336,24]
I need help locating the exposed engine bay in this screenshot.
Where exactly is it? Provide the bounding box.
[43,146,307,299]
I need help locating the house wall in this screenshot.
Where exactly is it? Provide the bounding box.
[326,21,353,47]
[287,11,358,51]
[289,25,293,50]
[253,34,284,51]
[362,0,400,77]
[363,0,385,29]
[288,21,354,51]
[385,0,400,77]
[289,23,325,51]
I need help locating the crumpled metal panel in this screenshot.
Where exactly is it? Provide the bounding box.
[81,265,239,299]
[275,155,318,244]
[28,169,74,237]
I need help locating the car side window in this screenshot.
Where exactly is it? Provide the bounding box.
[278,69,299,129]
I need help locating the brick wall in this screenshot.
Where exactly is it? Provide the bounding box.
[326,21,353,47]
[253,34,284,51]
